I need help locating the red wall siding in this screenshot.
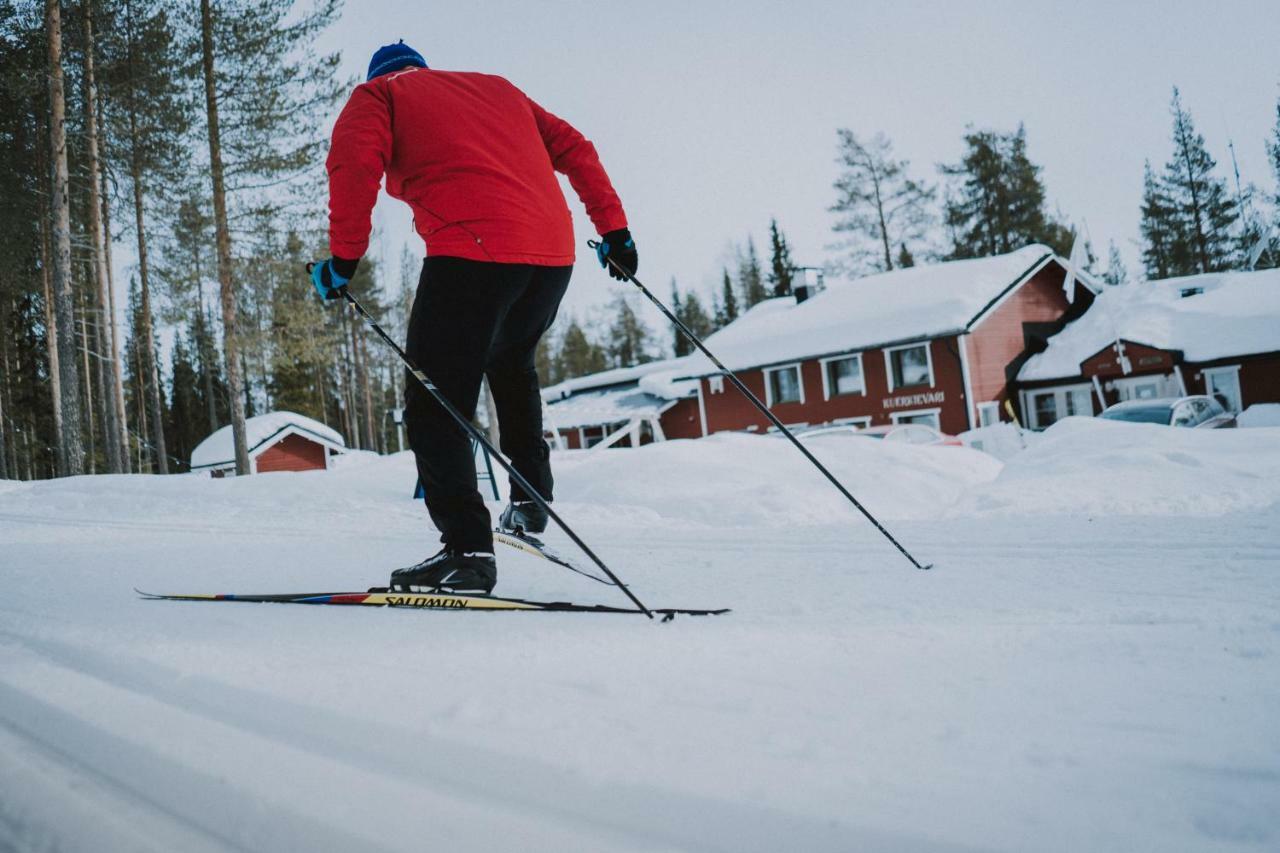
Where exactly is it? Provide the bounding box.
[967,265,1087,420]
[701,337,971,436]
[660,397,703,439]
[256,433,327,473]
[1080,341,1176,378]
[1187,353,1280,408]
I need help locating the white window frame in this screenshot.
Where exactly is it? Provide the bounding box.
[1112,375,1166,402]
[883,342,935,392]
[890,407,942,429]
[1020,383,1093,430]
[764,362,805,407]
[976,402,1001,427]
[1201,365,1242,413]
[819,353,865,400]
[831,416,872,429]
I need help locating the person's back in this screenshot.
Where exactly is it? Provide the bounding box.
[310,41,638,596]
[327,64,626,266]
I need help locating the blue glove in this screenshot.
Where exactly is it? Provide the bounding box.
[308,257,359,300]
[595,228,637,281]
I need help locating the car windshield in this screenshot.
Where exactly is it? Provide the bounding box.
[1101,405,1172,425]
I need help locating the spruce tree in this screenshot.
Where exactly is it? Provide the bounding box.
[1140,160,1181,280]
[669,280,687,357]
[605,295,654,368]
[737,238,768,308]
[942,124,1071,259]
[767,219,795,297]
[558,319,607,379]
[831,130,934,273]
[677,290,713,344]
[1102,241,1129,286]
[167,330,201,470]
[1155,88,1238,275]
[715,268,739,328]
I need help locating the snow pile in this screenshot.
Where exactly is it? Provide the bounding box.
[1239,403,1280,428]
[190,410,345,469]
[957,422,1034,461]
[1020,267,1280,380]
[676,245,1061,374]
[953,416,1280,517]
[553,431,1002,527]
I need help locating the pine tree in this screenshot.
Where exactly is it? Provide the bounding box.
[46,0,85,474]
[737,238,768,308]
[1153,88,1238,275]
[831,130,935,273]
[942,124,1071,259]
[767,219,795,297]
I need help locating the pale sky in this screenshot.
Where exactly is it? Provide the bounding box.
[321,0,1280,333]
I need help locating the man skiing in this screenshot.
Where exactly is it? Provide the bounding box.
[310,41,637,595]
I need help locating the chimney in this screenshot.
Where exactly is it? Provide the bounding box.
[794,285,811,304]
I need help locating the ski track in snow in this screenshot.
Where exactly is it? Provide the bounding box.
[2,425,1279,852]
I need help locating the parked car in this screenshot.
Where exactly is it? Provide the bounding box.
[798,423,963,446]
[1099,396,1237,429]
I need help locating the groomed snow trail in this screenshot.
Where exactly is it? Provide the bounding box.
[2,424,1278,852]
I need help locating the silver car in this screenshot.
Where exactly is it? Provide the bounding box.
[1099,396,1237,429]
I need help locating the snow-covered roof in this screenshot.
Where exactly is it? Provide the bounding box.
[1018,267,1280,381]
[674,245,1077,376]
[190,411,346,470]
[541,358,690,402]
[544,386,676,430]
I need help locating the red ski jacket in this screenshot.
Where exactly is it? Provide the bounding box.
[326,67,627,266]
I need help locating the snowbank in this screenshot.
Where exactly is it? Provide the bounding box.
[952,416,1280,517]
[957,422,1034,461]
[1239,403,1280,428]
[553,431,1002,527]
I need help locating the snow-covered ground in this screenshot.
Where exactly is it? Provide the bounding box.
[2,420,1278,852]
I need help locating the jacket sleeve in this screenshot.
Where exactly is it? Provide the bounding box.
[526,98,628,235]
[326,84,393,259]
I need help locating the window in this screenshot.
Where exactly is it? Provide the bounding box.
[1115,377,1163,401]
[822,355,864,398]
[765,364,803,406]
[709,375,725,394]
[976,402,1000,428]
[885,343,933,391]
[1032,392,1057,428]
[1202,366,1242,413]
[1025,385,1094,429]
[892,409,941,429]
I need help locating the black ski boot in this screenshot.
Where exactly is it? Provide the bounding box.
[390,548,497,595]
[498,501,549,535]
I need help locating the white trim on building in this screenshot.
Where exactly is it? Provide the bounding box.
[883,341,936,393]
[818,353,866,400]
[763,362,805,407]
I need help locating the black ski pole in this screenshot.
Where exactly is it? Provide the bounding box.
[315,272,655,618]
[589,241,933,572]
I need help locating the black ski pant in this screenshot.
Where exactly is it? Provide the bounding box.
[404,256,571,554]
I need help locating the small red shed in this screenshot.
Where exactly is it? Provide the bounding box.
[189,411,346,477]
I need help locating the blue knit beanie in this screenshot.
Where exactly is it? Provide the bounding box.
[367,40,427,81]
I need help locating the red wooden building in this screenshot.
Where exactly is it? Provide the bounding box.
[1016,266,1280,428]
[545,245,1097,444]
[190,412,346,476]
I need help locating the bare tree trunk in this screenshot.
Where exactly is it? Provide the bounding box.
[195,278,218,434]
[82,0,123,473]
[0,302,9,480]
[79,289,97,473]
[200,0,249,475]
[46,0,83,475]
[133,331,149,472]
[352,314,375,449]
[38,186,65,468]
[124,17,168,474]
[100,155,130,472]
